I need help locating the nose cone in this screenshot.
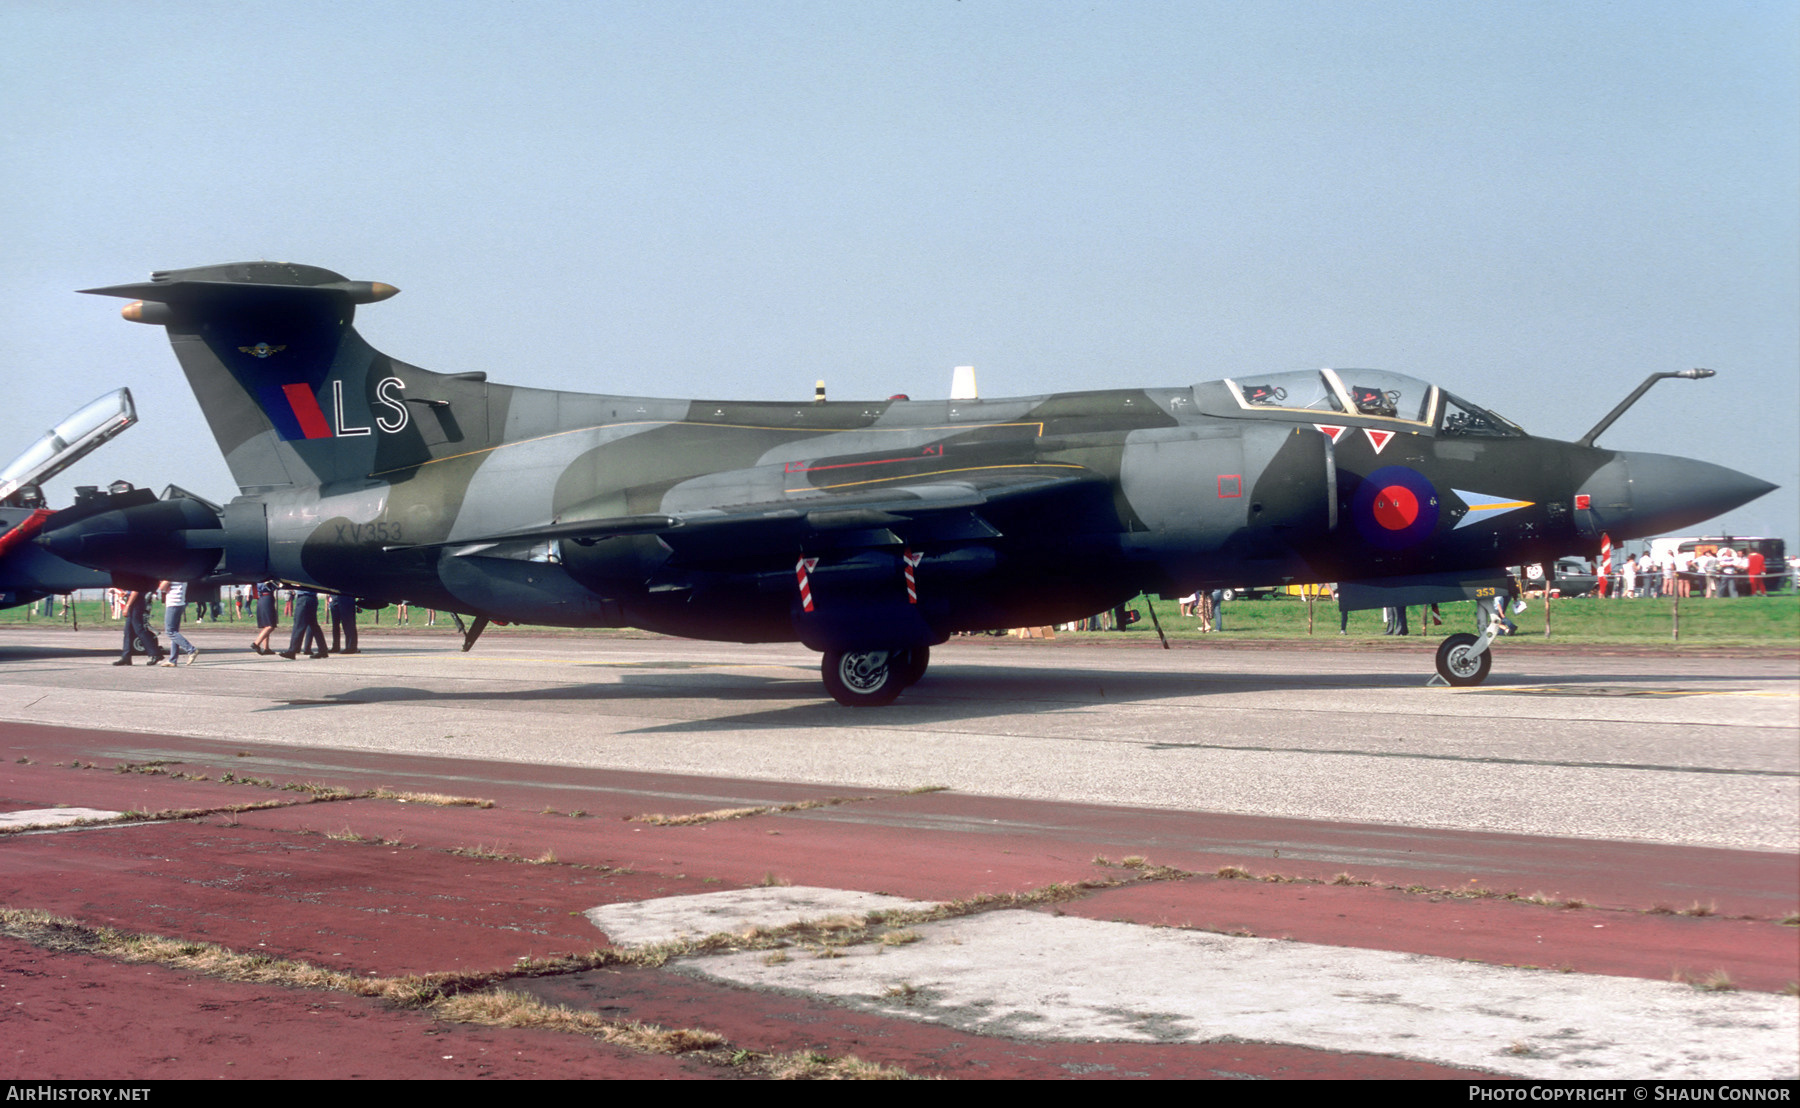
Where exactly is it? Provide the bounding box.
[1578,451,1778,540]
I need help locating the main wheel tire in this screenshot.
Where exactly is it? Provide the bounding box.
[822,648,904,707]
[1435,632,1493,687]
[892,644,930,688]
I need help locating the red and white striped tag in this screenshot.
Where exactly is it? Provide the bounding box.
[903,549,923,604]
[796,556,820,611]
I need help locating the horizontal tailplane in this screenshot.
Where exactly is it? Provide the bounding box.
[83,262,474,492]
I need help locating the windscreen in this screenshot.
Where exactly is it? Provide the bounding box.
[1439,392,1525,437]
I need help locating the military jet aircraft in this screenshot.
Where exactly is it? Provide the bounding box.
[0,389,137,611]
[46,262,1776,703]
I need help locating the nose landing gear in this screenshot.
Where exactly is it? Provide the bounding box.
[1430,595,1507,686]
[1434,632,1493,686]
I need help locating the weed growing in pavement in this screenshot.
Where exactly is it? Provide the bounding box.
[1081,857,1792,930]
[641,805,763,825]
[371,788,495,808]
[629,795,874,827]
[0,799,292,836]
[112,771,494,808]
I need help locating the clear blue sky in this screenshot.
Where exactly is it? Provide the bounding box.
[4,0,1795,545]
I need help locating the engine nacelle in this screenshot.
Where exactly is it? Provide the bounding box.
[37,490,225,584]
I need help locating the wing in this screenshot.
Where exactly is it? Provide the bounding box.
[388,467,1113,561]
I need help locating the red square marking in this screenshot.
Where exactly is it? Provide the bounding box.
[1574,494,1591,511]
[1218,475,1243,498]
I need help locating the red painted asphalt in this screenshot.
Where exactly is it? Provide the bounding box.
[1,721,1794,1079]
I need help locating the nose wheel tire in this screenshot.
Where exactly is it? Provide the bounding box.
[822,648,904,707]
[1434,633,1492,687]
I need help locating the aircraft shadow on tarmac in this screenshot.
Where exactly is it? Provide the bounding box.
[240,659,1777,734]
[244,664,1407,729]
[0,642,136,662]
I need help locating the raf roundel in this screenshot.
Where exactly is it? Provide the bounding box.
[1352,465,1441,550]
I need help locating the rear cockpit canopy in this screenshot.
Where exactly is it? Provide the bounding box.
[0,389,137,505]
[1197,368,1524,437]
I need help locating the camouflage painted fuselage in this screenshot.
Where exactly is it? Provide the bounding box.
[75,262,1773,654]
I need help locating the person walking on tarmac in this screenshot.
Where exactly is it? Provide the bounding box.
[157,579,199,666]
[114,578,164,666]
[279,588,328,659]
[250,580,279,654]
[330,593,360,654]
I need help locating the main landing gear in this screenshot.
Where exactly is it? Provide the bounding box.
[821,645,930,707]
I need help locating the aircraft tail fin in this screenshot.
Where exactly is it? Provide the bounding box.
[83,262,489,493]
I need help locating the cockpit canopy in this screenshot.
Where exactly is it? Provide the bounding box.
[1208,368,1524,437]
[0,389,137,505]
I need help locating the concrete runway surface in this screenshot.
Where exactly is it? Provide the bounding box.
[0,624,1794,1079]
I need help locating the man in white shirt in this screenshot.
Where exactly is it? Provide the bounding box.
[1698,551,1720,597]
[158,579,199,666]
